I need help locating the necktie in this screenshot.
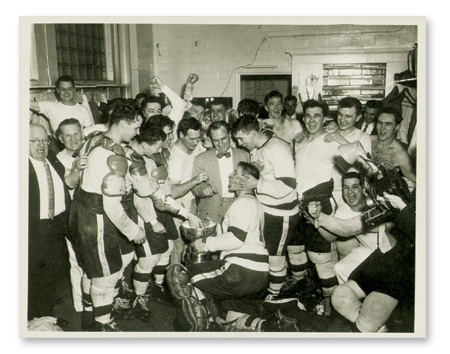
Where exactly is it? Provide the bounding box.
[217,151,231,159]
[362,123,369,133]
[43,160,55,219]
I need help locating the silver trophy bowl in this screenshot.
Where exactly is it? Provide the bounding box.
[180,220,217,242]
[180,220,217,263]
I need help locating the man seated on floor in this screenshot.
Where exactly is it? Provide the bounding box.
[166,162,276,332]
[324,193,416,332]
[307,171,394,284]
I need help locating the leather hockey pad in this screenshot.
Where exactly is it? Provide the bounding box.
[173,296,208,332]
[101,154,128,196]
[166,264,194,301]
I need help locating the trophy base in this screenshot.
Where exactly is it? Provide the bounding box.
[186,252,212,264]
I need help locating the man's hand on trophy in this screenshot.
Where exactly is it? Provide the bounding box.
[193,238,207,253]
[187,213,203,229]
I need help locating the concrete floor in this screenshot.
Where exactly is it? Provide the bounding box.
[51,272,178,333]
[47,265,414,334]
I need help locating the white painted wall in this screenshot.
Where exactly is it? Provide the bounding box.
[146,24,417,107]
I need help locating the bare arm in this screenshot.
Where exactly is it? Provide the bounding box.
[396,149,416,183]
[169,172,209,199]
[65,155,87,189]
[150,76,185,126]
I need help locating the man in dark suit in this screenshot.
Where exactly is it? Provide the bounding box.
[192,120,250,224]
[355,100,382,136]
[28,123,71,320]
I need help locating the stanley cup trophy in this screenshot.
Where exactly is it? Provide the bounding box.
[180,219,217,264]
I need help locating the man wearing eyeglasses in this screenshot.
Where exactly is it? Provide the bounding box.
[28,123,71,322]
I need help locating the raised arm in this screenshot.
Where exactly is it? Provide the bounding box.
[150,76,185,126]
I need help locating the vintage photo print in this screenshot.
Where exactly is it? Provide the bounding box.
[19,16,426,339]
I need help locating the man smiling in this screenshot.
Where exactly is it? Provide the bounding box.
[192,120,250,224]
[168,118,208,264]
[261,91,303,146]
[324,96,372,155]
[287,100,346,311]
[307,172,393,284]
[371,106,416,189]
[28,123,71,321]
[30,75,94,134]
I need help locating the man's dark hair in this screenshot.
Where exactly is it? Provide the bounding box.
[284,95,297,103]
[191,99,206,109]
[338,97,363,115]
[54,75,75,101]
[377,106,403,125]
[182,111,191,120]
[342,171,365,188]
[55,75,75,89]
[134,126,167,146]
[237,98,260,117]
[144,114,175,131]
[231,114,260,137]
[210,98,228,109]
[109,99,142,126]
[135,92,150,100]
[303,99,329,117]
[264,90,283,105]
[177,117,202,138]
[207,120,229,138]
[135,92,151,107]
[365,100,382,111]
[238,161,260,180]
[141,96,163,109]
[56,118,82,138]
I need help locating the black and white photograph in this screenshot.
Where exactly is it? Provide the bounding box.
[18,14,426,340]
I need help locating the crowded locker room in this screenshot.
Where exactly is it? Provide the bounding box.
[27,21,420,333]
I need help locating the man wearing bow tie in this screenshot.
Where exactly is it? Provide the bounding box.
[192,120,250,224]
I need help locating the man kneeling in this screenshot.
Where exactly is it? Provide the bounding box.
[167,162,272,331]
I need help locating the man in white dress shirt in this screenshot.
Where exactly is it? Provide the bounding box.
[355,100,382,136]
[28,124,71,320]
[192,120,250,224]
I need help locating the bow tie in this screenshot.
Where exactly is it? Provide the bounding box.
[217,151,231,159]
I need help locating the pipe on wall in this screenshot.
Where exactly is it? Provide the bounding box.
[117,24,132,98]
